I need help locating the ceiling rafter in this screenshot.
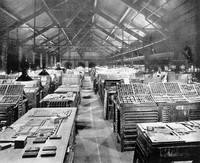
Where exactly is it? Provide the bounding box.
[79,34,91,45]
[59,40,109,57]
[80,39,90,48]
[72,15,93,42]
[97,50,109,56]
[0,6,49,43]
[93,23,130,48]
[55,0,70,7]
[103,7,131,46]
[41,33,62,45]
[46,46,58,52]
[40,1,91,46]
[140,1,168,20]
[75,28,91,57]
[92,41,112,55]
[21,23,54,44]
[55,38,66,46]
[93,8,144,42]
[95,47,110,56]
[0,7,18,21]
[93,39,115,53]
[61,0,91,28]
[76,28,91,46]
[79,39,94,53]
[0,8,44,36]
[120,0,168,28]
[41,0,72,45]
[93,33,120,51]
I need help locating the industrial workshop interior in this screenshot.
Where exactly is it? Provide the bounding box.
[1,0,200,162]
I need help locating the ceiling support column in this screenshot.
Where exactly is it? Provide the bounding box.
[54,55,57,67]
[2,40,8,72]
[196,0,200,68]
[85,60,89,68]
[18,45,23,69]
[50,55,54,68]
[40,53,43,69]
[121,29,124,66]
[46,53,49,68]
[33,52,36,65]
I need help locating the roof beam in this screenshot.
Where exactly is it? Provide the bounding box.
[94,0,97,8]
[62,0,90,28]
[41,1,89,46]
[56,39,67,46]
[93,23,130,48]
[41,0,72,45]
[79,34,91,46]
[55,0,70,7]
[94,8,143,41]
[0,8,44,36]
[0,7,18,21]
[93,33,120,51]
[98,50,109,57]
[76,28,91,46]
[72,15,93,42]
[93,42,110,54]
[75,28,91,57]
[95,47,109,56]
[79,39,96,52]
[120,0,168,27]
[21,23,54,44]
[93,41,112,54]
[0,7,51,44]
[93,39,114,53]
[103,7,131,45]
[41,33,62,45]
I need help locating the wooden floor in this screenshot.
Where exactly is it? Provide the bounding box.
[74,76,134,163]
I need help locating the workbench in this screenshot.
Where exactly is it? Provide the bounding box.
[133,121,200,163]
[0,107,77,163]
[54,85,81,106]
[54,85,80,94]
[40,93,77,107]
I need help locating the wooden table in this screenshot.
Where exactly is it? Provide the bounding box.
[0,107,77,163]
[133,121,200,163]
[40,93,77,107]
[54,85,80,94]
[54,85,81,106]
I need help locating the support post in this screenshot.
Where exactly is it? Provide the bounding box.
[40,53,42,68]
[2,40,7,71]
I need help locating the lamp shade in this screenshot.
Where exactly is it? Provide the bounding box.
[38,69,49,76]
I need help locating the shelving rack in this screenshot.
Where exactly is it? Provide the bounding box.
[0,84,28,127]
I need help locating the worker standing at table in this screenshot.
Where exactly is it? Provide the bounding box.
[157,66,168,82]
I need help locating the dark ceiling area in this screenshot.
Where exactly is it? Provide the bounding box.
[0,0,197,64]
